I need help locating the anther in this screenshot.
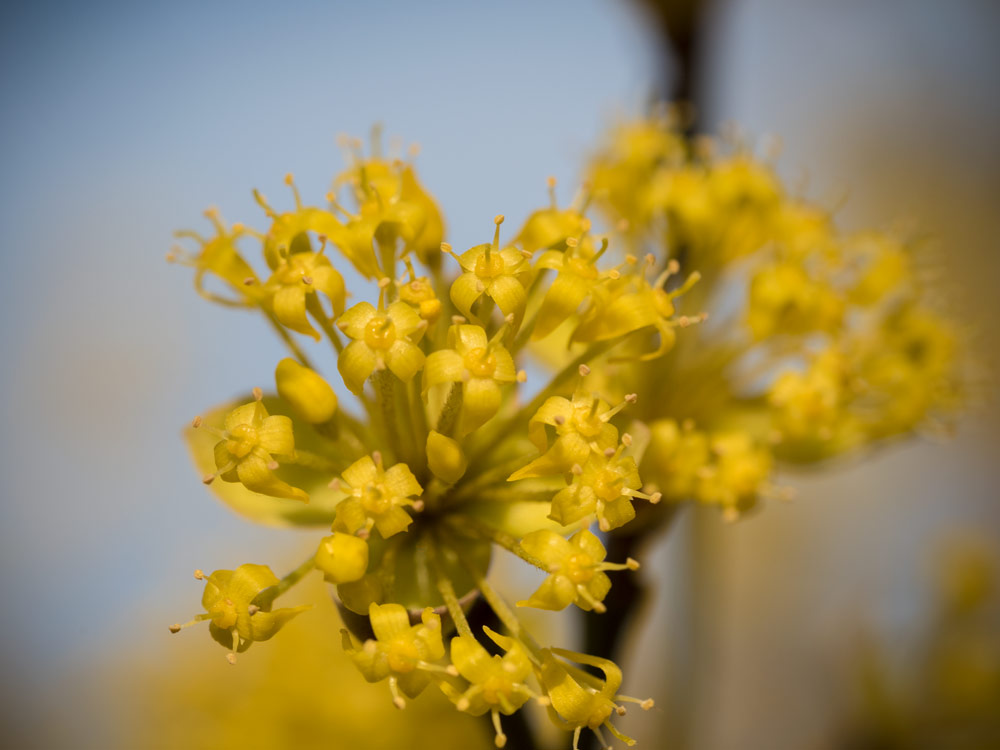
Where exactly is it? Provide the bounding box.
[570,464,583,476]
[566,237,579,249]
[328,478,342,491]
[579,364,591,377]
[191,416,203,428]
[451,315,467,325]
[494,214,505,226]
[168,624,181,633]
[621,433,633,447]
[252,387,263,401]
[667,259,680,274]
[247,604,260,615]
[649,492,662,504]
[377,277,392,289]
[194,570,206,580]
[202,474,216,485]
[243,277,255,286]
[625,393,637,404]
[604,447,616,458]
[626,558,640,570]
[266,460,279,471]
[411,500,425,512]
[516,370,527,383]
[301,275,313,285]
[440,242,453,253]
[226,653,237,665]
[553,415,566,426]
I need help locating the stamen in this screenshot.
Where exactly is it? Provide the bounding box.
[194,569,206,580]
[491,708,507,748]
[547,176,558,209]
[283,173,303,210]
[388,676,406,709]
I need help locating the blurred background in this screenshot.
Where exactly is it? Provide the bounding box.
[0,0,997,747]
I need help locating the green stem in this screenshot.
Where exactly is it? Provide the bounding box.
[263,311,316,369]
[306,295,344,354]
[428,537,474,639]
[373,369,401,464]
[273,556,316,598]
[447,516,548,571]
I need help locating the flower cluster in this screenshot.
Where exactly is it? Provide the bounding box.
[587,110,965,519]
[169,133,697,749]
[170,118,965,748]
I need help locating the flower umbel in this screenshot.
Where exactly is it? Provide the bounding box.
[170,121,965,749]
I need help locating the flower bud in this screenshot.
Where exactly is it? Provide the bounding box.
[315,532,369,584]
[426,430,467,484]
[275,358,338,423]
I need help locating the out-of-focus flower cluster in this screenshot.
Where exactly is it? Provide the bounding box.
[588,110,966,521]
[168,116,965,749]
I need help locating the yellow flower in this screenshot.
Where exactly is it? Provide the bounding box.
[341,603,450,708]
[254,174,345,271]
[641,419,711,501]
[170,564,310,663]
[531,236,622,340]
[514,176,591,254]
[446,215,528,325]
[423,324,519,436]
[549,441,660,532]
[444,627,536,747]
[508,384,631,481]
[263,247,346,340]
[337,299,426,395]
[747,260,844,340]
[201,397,308,502]
[696,432,774,521]
[332,452,423,539]
[517,529,638,613]
[572,258,702,361]
[540,647,652,750]
[168,207,260,306]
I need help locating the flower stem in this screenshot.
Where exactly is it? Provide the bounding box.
[273,556,316,598]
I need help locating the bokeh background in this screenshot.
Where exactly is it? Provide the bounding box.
[0,1,997,748]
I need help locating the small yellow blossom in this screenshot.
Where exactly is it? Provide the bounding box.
[423,324,518,436]
[509,385,631,481]
[540,647,652,750]
[254,175,345,271]
[572,258,702,361]
[332,453,423,539]
[443,627,536,747]
[337,300,426,395]
[168,208,260,305]
[263,247,346,340]
[341,603,450,708]
[170,564,309,663]
[446,215,528,325]
[514,176,591,254]
[549,442,660,532]
[202,398,308,502]
[517,529,638,613]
